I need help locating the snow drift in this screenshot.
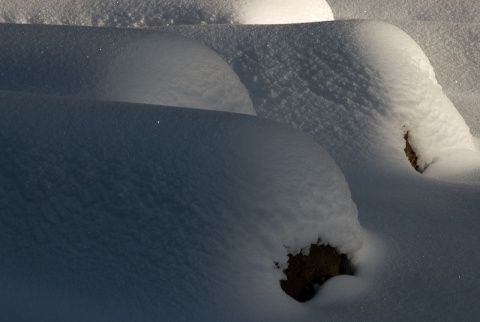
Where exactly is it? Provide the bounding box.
[0,91,368,321]
[161,20,480,180]
[0,24,254,115]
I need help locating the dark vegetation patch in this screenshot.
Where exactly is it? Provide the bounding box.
[277,243,354,302]
[404,131,425,173]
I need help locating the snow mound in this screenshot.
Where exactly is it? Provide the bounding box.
[163,21,480,179]
[236,0,333,25]
[98,35,254,114]
[387,21,480,137]
[355,21,480,177]
[0,24,254,115]
[0,91,367,321]
[0,0,333,27]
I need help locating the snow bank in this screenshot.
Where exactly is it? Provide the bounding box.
[0,24,254,115]
[0,0,333,27]
[0,91,366,321]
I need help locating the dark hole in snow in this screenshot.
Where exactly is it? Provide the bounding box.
[278,243,354,302]
[404,131,424,173]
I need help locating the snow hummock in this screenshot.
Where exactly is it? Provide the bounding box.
[354,21,480,178]
[236,0,334,25]
[0,24,254,115]
[98,34,255,114]
[164,20,480,180]
[0,91,367,321]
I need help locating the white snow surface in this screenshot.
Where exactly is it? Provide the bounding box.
[326,0,480,137]
[2,3,480,321]
[237,0,333,25]
[0,24,255,115]
[0,0,333,27]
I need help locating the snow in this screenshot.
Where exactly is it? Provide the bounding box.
[159,20,480,180]
[1,0,480,321]
[237,0,333,25]
[0,0,333,27]
[327,0,480,23]
[0,90,366,321]
[0,24,254,115]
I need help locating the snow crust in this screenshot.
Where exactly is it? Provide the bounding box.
[0,24,254,115]
[0,91,364,321]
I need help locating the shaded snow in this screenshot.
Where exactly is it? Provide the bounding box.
[0,91,366,321]
[0,24,254,115]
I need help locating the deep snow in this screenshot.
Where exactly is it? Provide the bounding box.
[1,0,480,321]
[0,91,369,321]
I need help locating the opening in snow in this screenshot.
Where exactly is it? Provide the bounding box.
[277,242,354,302]
[404,131,424,173]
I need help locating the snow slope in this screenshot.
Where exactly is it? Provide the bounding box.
[0,24,254,115]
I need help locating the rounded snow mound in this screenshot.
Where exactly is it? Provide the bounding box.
[236,0,334,25]
[97,35,255,114]
[0,24,254,115]
[0,94,367,320]
[354,21,480,178]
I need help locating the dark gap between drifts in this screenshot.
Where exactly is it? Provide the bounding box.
[276,243,354,302]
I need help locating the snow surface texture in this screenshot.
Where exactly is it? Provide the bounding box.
[0,91,367,321]
[2,1,480,321]
[328,0,480,23]
[327,1,480,136]
[160,21,480,180]
[354,21,480,178]
[0,0,333,27]
[0,24,254,115]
